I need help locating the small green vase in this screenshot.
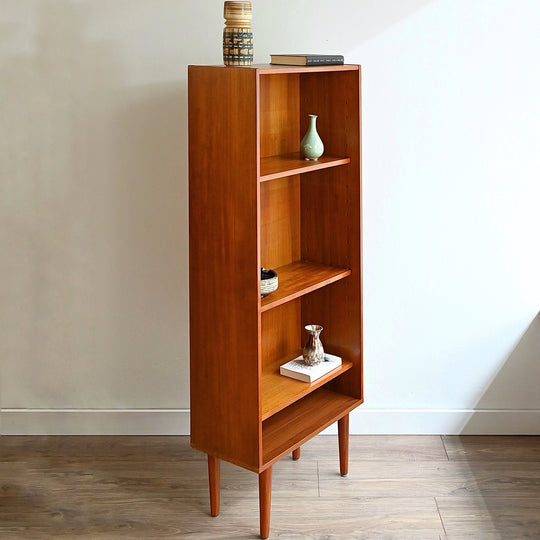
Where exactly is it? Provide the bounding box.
[300,114,324,160]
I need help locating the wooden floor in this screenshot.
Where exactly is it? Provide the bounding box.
[1,435,540,539]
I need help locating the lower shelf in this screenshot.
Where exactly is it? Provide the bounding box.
[262,388,361,467]
[261,352,353,420]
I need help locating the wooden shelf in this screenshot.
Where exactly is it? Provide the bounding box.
[261,351,353,420]
[262,388,361,467]
[256,64,360,75]
[260,153,350,182]
[260,261,351,312]
[200,64,360,75]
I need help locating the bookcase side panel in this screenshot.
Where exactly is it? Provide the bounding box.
[188,66,260,471]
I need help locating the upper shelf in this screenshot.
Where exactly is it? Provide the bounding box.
[191,64,360,75]
[260,152,350,182]
[260,261,351,312]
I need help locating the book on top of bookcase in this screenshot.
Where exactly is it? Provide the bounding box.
[270,54,344,66]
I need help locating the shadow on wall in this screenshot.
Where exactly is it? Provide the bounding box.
[0,0,188,411]
[462,311,540,435]
[446,312,540,538]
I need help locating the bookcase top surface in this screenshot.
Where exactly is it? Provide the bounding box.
[188,63,360,75]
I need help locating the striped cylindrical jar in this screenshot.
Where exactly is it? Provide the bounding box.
[223,1,253,66]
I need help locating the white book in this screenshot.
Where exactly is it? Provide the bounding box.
[280,353,342,383]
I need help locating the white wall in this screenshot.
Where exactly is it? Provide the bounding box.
[1,0,538,434]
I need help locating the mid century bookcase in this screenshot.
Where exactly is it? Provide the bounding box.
[188,63,362,538]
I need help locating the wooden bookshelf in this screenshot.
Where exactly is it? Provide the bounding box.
[189,63,362,539]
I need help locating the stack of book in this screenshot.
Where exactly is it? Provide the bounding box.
[270,54,344,66]
[280,353,342,383]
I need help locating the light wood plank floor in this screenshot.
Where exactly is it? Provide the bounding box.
[1,435,539,539]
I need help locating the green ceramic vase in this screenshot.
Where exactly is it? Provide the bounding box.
[300,114,324,160]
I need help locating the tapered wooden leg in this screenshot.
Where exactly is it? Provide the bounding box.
[292,447,301,460]
[258,466,272,539]
[208,455,220,517]
[338,414,349,477]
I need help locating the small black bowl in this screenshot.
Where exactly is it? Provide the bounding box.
[261,268,278,297]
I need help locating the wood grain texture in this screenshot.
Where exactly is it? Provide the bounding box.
[0,435,205,462]
[300,434,449,462]
[262,389,360,467]
[318,459,540,499]
[207,455,220,516]
[338,414,349,476]
[259,175,300,269]
[260,300,301,369]
[261,353,353,420]
[258,467,272,538]
[436,496,540,539]
[258,64,359,75]
[2,435,539,539]
[260,152,350,182]
[260,261,351,312]
[443,435,540,462]
[259,73,299,158]
[188,65,260,472]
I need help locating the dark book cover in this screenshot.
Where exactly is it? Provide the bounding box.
[270,54,344,66]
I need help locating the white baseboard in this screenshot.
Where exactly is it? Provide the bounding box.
[2,408,539,435]
[0,409,191,435]
[334,408,540,435]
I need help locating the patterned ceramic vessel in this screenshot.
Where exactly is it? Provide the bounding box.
[303,324,324,366]
[223,1,253,66]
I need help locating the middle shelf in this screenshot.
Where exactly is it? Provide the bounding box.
[260,261,351,312]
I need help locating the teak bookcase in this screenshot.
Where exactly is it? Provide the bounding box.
[188,64,363,538]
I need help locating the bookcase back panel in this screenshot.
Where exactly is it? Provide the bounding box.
[302,283,362,400]
[259,73,300,158]
[299,70,360,158]
[299,68,361,270]
[261,300,301,369]
[300,168,360,270]
[260,175,300,270]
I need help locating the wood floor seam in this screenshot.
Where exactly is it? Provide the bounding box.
[316,460,321,498]
[440,434,450,461]
[434,496,447,536]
